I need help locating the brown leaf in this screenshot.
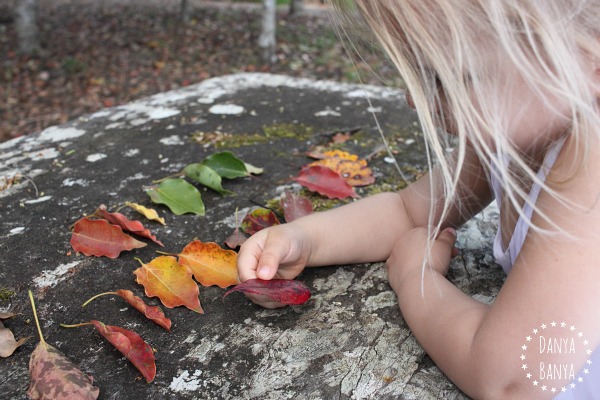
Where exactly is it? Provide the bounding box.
[241,208,281,236]
[0,319,28,358]
[280,190,313,222]
[94,205,164,246]
[27,342,99,399]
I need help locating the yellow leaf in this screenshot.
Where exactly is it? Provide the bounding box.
[178,240,239,288]
[125,202,166,225]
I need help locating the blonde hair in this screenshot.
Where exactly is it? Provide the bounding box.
[331,0,600,241]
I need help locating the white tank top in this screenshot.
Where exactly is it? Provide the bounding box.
[488,137,600,399]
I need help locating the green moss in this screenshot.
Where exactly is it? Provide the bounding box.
[192,123,314,149]
[0,287,15,301]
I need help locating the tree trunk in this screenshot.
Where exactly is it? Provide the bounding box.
[15,0,40,55]
[289,0,305,15]
[181,0,192,23]
[258,0,276,64]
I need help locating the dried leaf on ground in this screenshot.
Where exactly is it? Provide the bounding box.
[70,218,147,258]
[280,190,314,222]
[134,256,203,313]
[125,202,166,225]
[294,165,359,200]
[178,240,238,288]
[90,320,156,383]
[28,290,99,400]
[94,205,164,246]
[146,178,205,216]
[241,208,281,236]
[224,279,311,306]
[28,342,100,399]
[0,314,28,358]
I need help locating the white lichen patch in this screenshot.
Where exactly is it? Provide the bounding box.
[124,149,140,157]
[314,109,342,117]
[159,135,184,146]
[363,291,398,312]
[86,153,107,162]
[109,103,180,123]
[24,195,52,204]
[184,336,226,364]
[38,126,86,143]
[62,178,89,187]
[28,147,60,161]
[169,370,203,393]
[32,261,81,289]
[209,103,245,115]
[9,227,25,235]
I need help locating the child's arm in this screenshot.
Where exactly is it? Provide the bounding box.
[237,144,492,281]
[389,138,600,399]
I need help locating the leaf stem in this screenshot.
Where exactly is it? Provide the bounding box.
[60,322,93,329]
[82,291,118,308]
[28,290,46,347]
[134,257,145,266]
[154,251,177,256]
[152,173,184,184]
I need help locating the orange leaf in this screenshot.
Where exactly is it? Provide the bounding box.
[70,218,146,258]
[133,256,203,313]
[90,320,156,383]
[178,241,238,288]
[308,151,374,187]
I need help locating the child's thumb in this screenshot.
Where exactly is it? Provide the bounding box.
[439,227,457,247]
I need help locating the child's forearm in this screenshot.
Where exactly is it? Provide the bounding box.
[292,192,416,267]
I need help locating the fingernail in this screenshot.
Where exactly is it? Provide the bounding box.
[445,227,457,237]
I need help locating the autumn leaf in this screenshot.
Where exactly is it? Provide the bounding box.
[0,313,28,358]
[70,218,147,258]
[134,256,203,313]
[201,151,251,179]
[146,178,205,216]
[94,205,164,246]
[294,165,359,200]
[125,202,166,225]
[82,289,171,332]
[90,320,156,383]
[177,240,238,288]
[224,208,248,249]
[183,163,234,195]
[224,279,311,306]
[241,208,281,236]
[280,190,313,222]
[28,291,99,400]
[308,150,374,187]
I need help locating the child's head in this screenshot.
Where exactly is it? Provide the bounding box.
[333,0,600,230]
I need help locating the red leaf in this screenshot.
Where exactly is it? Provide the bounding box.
[90,320,156,383]
[70,218,147,258]
[224,279,311,306]
[280,190,313,222]
[294,165,359,200]
[94,205,164,247]
[115,290,171,332]
[241,208,281,236]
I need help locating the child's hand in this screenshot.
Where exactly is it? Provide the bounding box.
[237,223,311,307]
[386,227,457,293]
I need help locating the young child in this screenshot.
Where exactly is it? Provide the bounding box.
[237,1,600,398]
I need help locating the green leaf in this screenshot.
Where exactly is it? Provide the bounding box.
[146,179,205,216]
[183,164,234,196]
[201,151,249,179]
[243,162,264,175]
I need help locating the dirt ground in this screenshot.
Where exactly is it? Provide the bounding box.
[0,0,401,143]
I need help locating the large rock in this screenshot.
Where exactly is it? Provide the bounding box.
[0,73,504,399]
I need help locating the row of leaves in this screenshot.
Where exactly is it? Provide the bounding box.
[2,144,378,398]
